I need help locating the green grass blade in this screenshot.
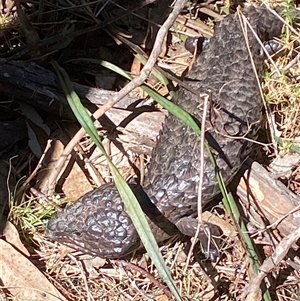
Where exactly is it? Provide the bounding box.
[133,53,176,98]
[52,60,182,301]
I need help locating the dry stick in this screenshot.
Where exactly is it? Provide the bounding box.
[198,7,223,21]
[22,139,52,188]
[265,2,300,37]
[282,53,300,72]
[183,93,210,276]
[45,0,188,194]
[241,227,300,301]
[183,94,212,283]
[176,15,213,36]
[116,30,216,101]
[109,0,188,105]
[116,29,211,100]
[197,93,210,225]
[267,204,300,229]
[2,156,18,219]
[239,10,282,159]
[44,102,122,194]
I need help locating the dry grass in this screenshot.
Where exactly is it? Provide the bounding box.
[2,0,300,300]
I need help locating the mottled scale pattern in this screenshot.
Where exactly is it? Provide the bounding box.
[47,6,283,258]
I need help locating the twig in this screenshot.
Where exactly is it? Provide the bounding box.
[238,9,281,159]
[110,0,188,105]
[42,101,120,195]
[22,139,52,188]
[183,92,210,273]
[241,227,300,301]
[198,7,223,21]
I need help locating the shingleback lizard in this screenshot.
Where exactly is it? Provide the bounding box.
[46,5,284,258]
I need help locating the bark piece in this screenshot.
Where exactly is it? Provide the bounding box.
[235,159,300,237]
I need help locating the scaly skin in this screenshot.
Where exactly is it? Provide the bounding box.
[46,6,283,258]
